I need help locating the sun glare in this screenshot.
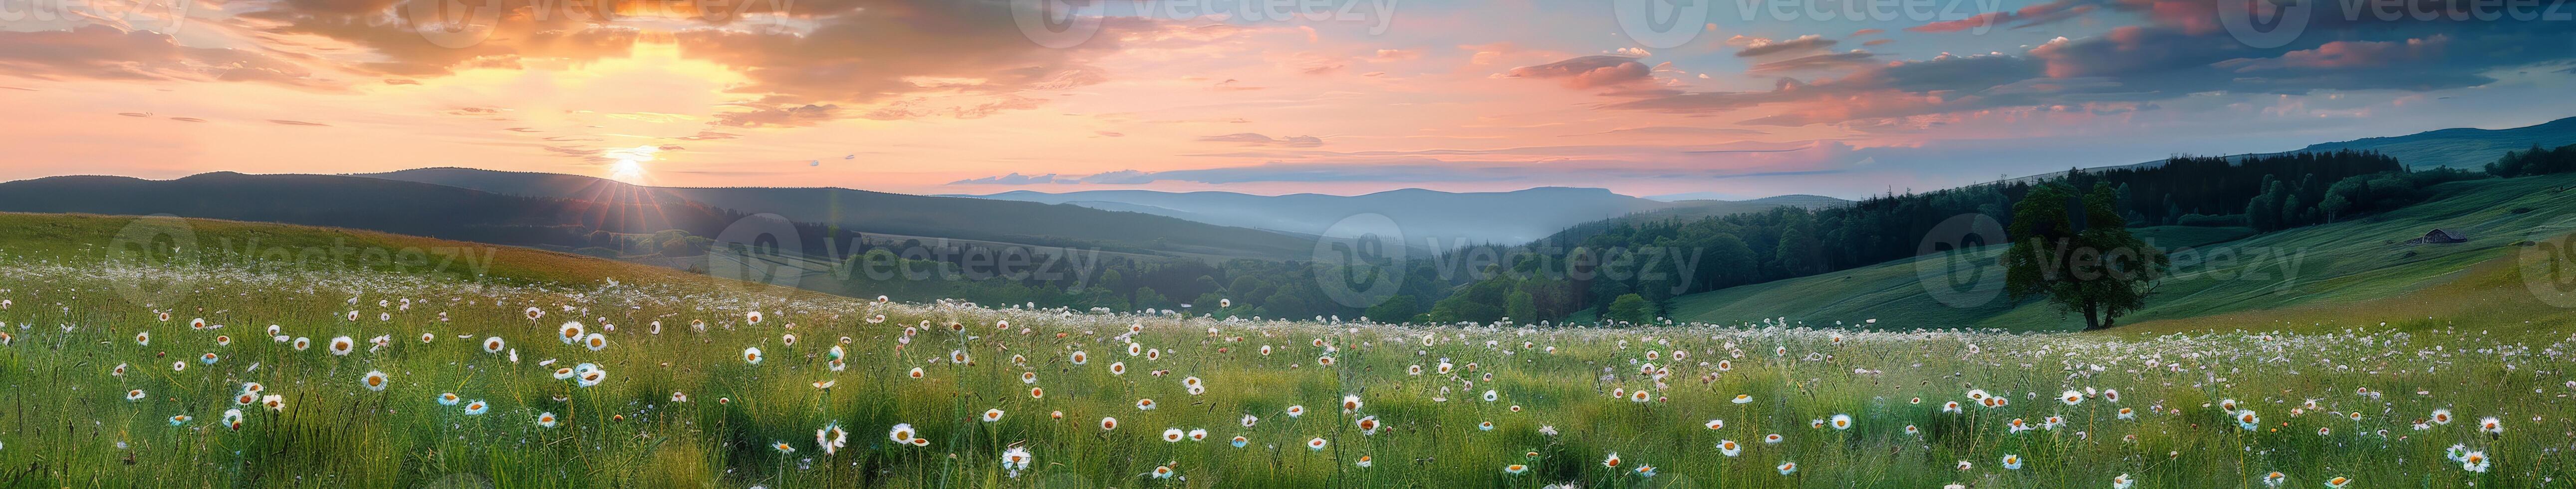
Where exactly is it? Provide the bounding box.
[605,145,659,184]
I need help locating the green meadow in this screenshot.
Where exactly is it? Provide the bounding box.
[0,213,2568,488]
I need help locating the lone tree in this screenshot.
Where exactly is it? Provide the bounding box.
[2003,183,2170,330]
[1605,293,1653,325]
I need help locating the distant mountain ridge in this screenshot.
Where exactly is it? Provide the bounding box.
[2009,116,2576,183]
[958,188,1846,245]
[356,168,1313,259]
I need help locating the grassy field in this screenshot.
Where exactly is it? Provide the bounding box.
[0,213,2571,488]
[1666,173,2576,333]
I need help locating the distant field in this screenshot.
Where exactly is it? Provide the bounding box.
[1664,173,2576,334]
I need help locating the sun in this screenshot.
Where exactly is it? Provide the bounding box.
[604,145,660,184]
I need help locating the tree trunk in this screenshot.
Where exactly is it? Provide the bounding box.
[2081,299,2103,330]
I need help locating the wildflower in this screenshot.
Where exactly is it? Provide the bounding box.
[1307,438,1327,451]
[1137,398,1158,411]
[2001,454,2023,470]
[1231,436,1249,448]
[482,337,505,353]
[1286,405,1306,417]
[1601,453,1621,468]
[2113,474,2134,489]
[889,424,917,443]
[1099,418,1119,431]
[816,422,848,456]
[1505,465,1529,475]
[743,347,763,364]
[2324,476,2350,489]
[261,395,286,412]
[1777,462,1798,475]
[1733,394,1753,404]
[982,409,1005,422]
[463,400,489,415]
[1356,456,1373,469]
[328,336,354,355]
[536,412,558,428]
[2478,416,2503,435]
[127,389,147,401]
[439,393,461,406]
[1718,440,1741,457]
[1830,414,1853,430]
[361,370,390,391]
[1000,447,1031,476]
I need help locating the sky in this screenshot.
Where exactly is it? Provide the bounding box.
[2,0,2573,200]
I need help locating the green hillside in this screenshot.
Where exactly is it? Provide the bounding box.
[0,213,829,300]
[1664,173,2576,332]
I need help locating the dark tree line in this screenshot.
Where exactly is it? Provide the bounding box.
[2487,143,2576,178]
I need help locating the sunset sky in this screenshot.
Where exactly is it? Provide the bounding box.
[4,0,2573,199]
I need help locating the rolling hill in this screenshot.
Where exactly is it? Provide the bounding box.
[0,172,737,245]
[1658,172,2576,332]
[354,168,1314,259]
[960,188,1844,245]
